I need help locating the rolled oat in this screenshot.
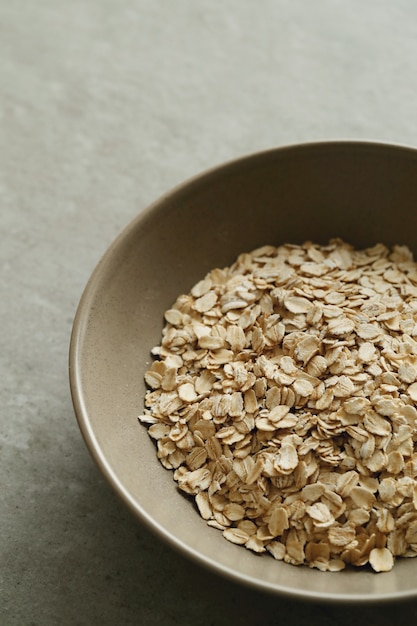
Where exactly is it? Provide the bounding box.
[139,239,417,573]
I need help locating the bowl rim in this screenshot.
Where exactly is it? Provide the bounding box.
[69,139,417,604]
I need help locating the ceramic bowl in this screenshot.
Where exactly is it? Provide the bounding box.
[70,141,417,603]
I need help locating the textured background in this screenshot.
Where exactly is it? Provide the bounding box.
[2,1,417,623]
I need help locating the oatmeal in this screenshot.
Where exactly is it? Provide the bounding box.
[139,239,417,572]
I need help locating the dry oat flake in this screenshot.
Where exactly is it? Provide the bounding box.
[139,239,417,573]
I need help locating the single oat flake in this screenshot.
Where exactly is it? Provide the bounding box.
[139,239,417,573]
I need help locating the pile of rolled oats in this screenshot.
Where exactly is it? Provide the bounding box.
[139,239,417,573]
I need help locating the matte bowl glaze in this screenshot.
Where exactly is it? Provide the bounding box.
[70,141,417,603]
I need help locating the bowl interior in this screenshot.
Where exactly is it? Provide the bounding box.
[70,141,417,602]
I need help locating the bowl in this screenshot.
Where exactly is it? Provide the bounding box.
[69,140,417,603]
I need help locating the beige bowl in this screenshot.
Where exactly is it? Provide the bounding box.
[70,141,417,603]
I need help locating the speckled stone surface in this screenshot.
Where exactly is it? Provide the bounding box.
[2,1,417,624]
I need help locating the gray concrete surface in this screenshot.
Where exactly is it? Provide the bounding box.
[2,1,417,624]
